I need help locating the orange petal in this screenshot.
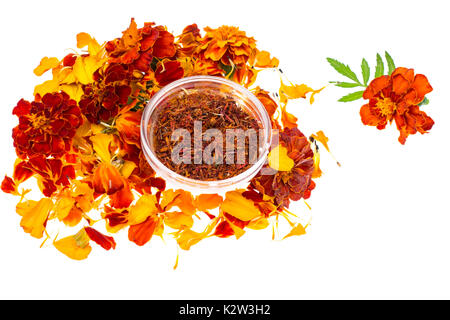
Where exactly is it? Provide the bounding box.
[128,215,159,246]
[363,76,390,100]
[93,163,125,195]
[360,103,384,127]
[194,194,223,211]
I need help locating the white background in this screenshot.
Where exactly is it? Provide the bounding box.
[0,0,449,299]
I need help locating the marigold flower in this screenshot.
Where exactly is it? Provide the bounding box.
[12,92,83,159]
[105,19,176,73]
[79,64,132,123]
[251,127,315,208]
[199,26,256,66]
[360,67,434,144]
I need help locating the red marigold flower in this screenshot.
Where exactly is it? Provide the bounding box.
[360,67,434,144]
[79,64,132,123]
[12,92,83,159]
[251,127,315,208]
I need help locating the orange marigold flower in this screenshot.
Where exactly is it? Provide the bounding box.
[12,92,83,159]
[199,26,256,66]
[177,24,202,57]
[360,67,434,144]
[105,19,176,73]
[79,64,132,123]
[251,128,315,208]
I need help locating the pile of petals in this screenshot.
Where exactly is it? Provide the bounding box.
[2,19,326,262]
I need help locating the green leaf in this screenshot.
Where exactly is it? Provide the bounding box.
[418,97,429,106]
[334,82,361,88]
[361,58,370,85]
[385,51,395,75]
[327,58,361,84]
[375,53,384,78]
[338,90,364,102]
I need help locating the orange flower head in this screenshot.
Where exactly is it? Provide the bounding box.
[198,26,256,66]
[105,19,176,74]
[360,67,434,144]
[12,92,83,159]
[251,127,315,208]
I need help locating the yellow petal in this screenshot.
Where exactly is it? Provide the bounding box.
[255,50,279,68]
[55,196,76,221]
[54,229,92,260]
[72,56,102,85]
[221,190,261,222]
[175,229,204,251]
[268,145,294,171]
[90,133,113,163]
[128,194,158,226]
[164,211,194,229]
[34,79,59,97]
[33,57,60,76]
[283,223,307,240]
[247,217,270,230]
[60,84,84,102]
[76,32,93,48]
[19,198,53,239]
[120,160,137,179]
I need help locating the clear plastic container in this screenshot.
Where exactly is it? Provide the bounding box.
[140,75,272,193]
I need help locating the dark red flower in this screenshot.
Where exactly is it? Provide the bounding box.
[251,127,315,208]
[79,64,132,123]
[12,92,83,159]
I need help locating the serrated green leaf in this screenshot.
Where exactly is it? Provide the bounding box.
[385,51,395,75]
[361,58,370,85]
[334,82,361,88]
[327,58,361,84]
[338,90,364,102]
[418,97,429,106]
[375,53,384,78]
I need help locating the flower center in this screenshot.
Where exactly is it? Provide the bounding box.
[376,97,396,118]
[29,114,49,130]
